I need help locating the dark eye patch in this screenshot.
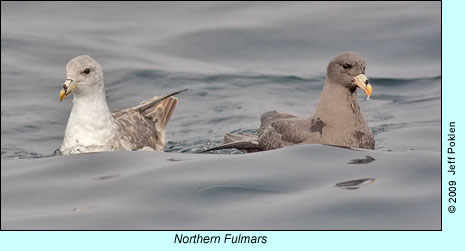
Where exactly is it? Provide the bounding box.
[83,68,90,74]
[342,64,351,70]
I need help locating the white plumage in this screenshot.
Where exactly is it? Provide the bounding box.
[59,55,185,155]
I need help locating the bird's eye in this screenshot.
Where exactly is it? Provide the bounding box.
[83,68,90,74]
[342,64,351,70]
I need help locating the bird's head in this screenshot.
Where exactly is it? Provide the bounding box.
[60,55,104,101]
[326,51,372,98]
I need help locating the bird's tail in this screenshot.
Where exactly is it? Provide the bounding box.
[142,96,178,130]
[139,90,186,151]
[131,88,187,130]
[202,132,261,153]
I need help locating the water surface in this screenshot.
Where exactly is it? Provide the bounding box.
[1,2,440,230]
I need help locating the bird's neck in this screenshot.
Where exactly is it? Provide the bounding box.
[61,87,118,150]
[312,80,365,125]
[71,87,113,125]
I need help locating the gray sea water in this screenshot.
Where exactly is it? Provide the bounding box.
[1,2,440,229]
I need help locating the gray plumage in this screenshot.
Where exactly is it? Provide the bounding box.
[59,55,185,154]
[112,90,185,151]
[208,51,375,153]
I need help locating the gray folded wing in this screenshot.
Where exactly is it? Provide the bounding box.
[112,89,187,151]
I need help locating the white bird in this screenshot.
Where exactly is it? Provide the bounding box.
[59,55,186,155]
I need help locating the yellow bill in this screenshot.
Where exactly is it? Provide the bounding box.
[59,79,76,101]
[353,74,372,99]
[59,88,66,101]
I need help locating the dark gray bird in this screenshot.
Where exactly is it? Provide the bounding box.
[59,55,186,154]
[206,51,374,153]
